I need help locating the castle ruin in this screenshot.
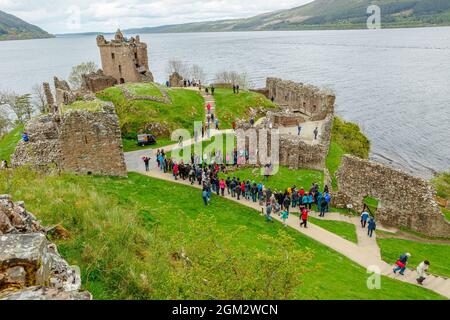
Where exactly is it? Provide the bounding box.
[238,78,335,171]
[333,155,450,237]
[12,80,127,177]
[96,30,154,84]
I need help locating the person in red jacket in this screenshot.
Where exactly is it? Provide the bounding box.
[173,163,179,180]
[300,208,308,228]
[207,103,212,114]
[219,179,226,196]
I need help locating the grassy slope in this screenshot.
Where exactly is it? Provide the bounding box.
[377,238,450,278]
[309,217,358,244]
[214,89,277,129]
[326,117,370,190]
[97,84,205,152]
[0,169,442,300]
[0,125,23,162]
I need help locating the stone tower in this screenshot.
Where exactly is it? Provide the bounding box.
[96,29,154,84]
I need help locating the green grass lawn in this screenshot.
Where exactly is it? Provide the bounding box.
[62,100,105,113]
[309,217,358,244]
[214,89,277,129]
[97,85,205,142]
[0,169,443,300]
[125,83,163,97]
[168,133,236,162]
[220,166,324,193]
[0,125,23,162]
[326,141,345,190]
[377,238,450,278]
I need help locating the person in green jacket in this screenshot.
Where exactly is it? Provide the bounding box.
[281,210,289,227]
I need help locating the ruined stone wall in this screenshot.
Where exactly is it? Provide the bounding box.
[0,195,91,300]
[59,105,127,177]
[11,102,127,177]
[266,78,335,121]
[97,31,154,84]
[335,155,450,237]
[235,114,333,171]
[81,70,117,93]
[169,72,184,87]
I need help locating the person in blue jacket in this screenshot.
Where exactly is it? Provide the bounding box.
[367,217,376,237]
[393,253,411,275]
[22,132,29,142]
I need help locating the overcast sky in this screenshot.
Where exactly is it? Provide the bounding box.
[1,0,314,34]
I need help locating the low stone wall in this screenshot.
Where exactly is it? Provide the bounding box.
[334,155,450,237]
[12,101,127,177]
[266,77,335,121]
[120,85,171,105]
[82,70,117,93]
[0,195,91,300]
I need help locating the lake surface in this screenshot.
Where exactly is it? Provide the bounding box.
[0,28,449,179]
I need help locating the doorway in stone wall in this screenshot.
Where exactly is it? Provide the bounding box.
[120,78,125,84]
[364,196,380,217]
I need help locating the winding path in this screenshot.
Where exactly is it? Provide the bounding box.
[124,89,450,299]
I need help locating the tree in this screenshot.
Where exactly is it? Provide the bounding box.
[68,61,98,89]
[215,71,252,89]
[166,60,189,79]
[0,114,11,137]
[32,84,48,114]
[190,64,206,82]
[0,91,34,124]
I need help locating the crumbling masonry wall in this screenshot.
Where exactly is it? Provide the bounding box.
[11,102,127,177]
[334,155,450,237]
[266,78,335,122]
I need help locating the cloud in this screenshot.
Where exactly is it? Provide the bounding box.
[0,0,314,33]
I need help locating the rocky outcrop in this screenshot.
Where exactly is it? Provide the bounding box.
[334,155,450,237]
[0,195,91,300]
[11,101,127,177]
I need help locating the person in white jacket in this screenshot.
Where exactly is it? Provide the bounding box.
[416,260,430,285]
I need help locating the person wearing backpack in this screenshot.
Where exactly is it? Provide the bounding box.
[393,253,411,275]
[361,210,370,228]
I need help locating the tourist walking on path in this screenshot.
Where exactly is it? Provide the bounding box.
[297,123,302,136]
[361,210,370,228]
[219,179,226,196]
[207,103,212,114]
[367,217,376,237]
[416,261,430,285]
[300,208,308,228]
[202,189,209,206]
[319,197,327,217]
[313,127,319,140]
[142,156,150,172]
[393,253,411,275]
[281,210,289,227]
[265,203,273,223]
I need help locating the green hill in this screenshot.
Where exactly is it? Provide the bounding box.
[0,10,54,41]
[125,0,450,33]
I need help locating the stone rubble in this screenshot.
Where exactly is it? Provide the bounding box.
[0,196,91,300]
